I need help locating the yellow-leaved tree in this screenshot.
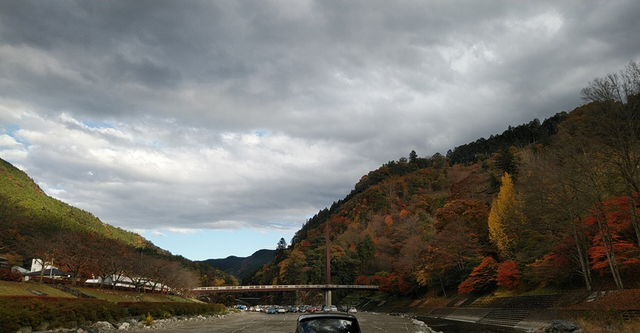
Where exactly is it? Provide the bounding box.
[488,172,523,260]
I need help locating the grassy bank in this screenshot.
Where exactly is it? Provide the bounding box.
[0,281,226,333]
[0,281,195,302]
[0,281,74,298]
[73,286,194,303]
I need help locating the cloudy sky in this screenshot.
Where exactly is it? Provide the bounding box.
[1,1,639,260]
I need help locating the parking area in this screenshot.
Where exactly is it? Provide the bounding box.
[146,311,421,333]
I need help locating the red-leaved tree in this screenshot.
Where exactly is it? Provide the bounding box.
[458,256,498,294]
[496,260,521,291]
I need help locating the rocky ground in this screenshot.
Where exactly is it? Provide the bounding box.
[18,313,233,333]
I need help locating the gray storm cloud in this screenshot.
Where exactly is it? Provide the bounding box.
[1,0,639,236]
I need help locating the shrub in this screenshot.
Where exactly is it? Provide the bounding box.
[0,267,23,282]
[141,313,154,326]
[0,297,227,332]
[119,301,226,318]
[0,297,126,333]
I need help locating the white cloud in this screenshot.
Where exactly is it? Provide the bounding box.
[0,134,22,149]
[162,228,199,235]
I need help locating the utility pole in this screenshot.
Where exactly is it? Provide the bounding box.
[325,221,331,285]
[325,221,332,306]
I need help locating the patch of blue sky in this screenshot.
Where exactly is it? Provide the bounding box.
[2,124,31,148]
[145,228,295,261]
[254,130,269,137]
[3,124,20,134]
[131,138,163,149]
[150,140,163,149]
[81,119,116,129]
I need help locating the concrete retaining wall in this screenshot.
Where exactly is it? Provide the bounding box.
[359,294,594,331]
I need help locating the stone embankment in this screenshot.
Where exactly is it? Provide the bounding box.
[358,292,622,332]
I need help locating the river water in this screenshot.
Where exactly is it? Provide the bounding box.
[417,317,527,333]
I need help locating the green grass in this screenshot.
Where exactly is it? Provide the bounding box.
[0,281,75,298]
[0,281,197,303]
[74,286,196,303]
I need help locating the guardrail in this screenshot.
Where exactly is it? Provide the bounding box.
[193,284,379,293]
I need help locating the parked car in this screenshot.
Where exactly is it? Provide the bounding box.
[266,307,277,314]
[348,307,357,314]
[294,313,361,333]
[277,307,287,314]
[324,305,338,312]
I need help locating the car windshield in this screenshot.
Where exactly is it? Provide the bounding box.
[297,318,359,333]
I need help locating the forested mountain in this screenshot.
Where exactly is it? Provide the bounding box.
[0,158,151,248]
[446,112,567,166]
[0,158,236,290]
[202,249,275,280]
[246,62,640,298]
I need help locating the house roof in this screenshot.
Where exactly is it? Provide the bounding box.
[26,268,71,277]
[12,266,29,273]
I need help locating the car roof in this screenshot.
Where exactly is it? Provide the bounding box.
[297,313,358,322]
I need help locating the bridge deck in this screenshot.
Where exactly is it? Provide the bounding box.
[193,284,379,293]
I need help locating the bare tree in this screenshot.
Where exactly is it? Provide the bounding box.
[582,61,640,249]
[56,233,98,285]
[519,149,594,291]
[28,233,66,284]
[91,237,132,288]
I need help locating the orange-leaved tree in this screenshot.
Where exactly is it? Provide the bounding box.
[488,173,523,260]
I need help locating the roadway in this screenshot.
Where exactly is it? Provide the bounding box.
[134,311,424,333]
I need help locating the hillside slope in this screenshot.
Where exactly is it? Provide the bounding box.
[0,158,152,249]
[0,158,237,289]
[246,75,640,303]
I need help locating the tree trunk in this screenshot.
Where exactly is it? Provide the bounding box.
[627,193,640,249]
[570,212,592,291]
[439,276,448,298]
[593,201,624,289]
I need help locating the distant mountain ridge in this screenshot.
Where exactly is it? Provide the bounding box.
[201,249,274,280]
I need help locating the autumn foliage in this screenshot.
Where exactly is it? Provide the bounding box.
[458,257,498,294]
[488,172,521,260]
[4,62,640,303]
[584,196,640,272]
[496,260,521,291]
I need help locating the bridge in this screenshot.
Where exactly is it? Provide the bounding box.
[195,222,378,305]
[193,284,379,293]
